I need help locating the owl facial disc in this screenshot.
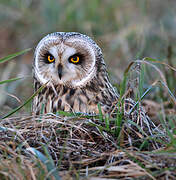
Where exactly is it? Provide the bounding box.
[34,32,98,88]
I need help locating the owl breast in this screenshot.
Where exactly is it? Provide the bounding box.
[32,76,119,115]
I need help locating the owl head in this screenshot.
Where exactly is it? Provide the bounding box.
[33,32,106,88]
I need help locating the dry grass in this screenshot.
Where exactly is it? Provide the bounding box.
[0,1,176,179]
[0,112,175,179]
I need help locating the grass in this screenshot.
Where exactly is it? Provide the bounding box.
[0,1,176,179]
[2,81,48,119]
[0,48,31,64]
[0,49,175,179]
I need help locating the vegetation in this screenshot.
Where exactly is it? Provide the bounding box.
[0,0,176,179]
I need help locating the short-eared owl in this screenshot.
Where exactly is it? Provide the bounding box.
[32,32,136,116]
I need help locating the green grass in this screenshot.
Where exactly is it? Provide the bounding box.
[0,48,31,86]
[0,48,31,64]
[0,46,176,180]
[27,146,61,180]
[2,82,48,119]
[0,77,23,85]
[0,1,176,179]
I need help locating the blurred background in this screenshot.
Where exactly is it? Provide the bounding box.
[0,0,176,115]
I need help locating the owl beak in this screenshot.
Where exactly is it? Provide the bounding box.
[58,64,62,79]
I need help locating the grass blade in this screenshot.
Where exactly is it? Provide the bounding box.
[115,62,133,137]
[160,80,176,105]
[139,63,145,97]
[98,103,103,121]
[120,63,131,98]
[129,80,158,114]
[2,82,48,119]
[116,108,123,138]
[0,48,31,64]
[57,110,80,117]
[144,57,176,72]
[0,77,23,85]
[105,114,110,131]
[27,147,61,180]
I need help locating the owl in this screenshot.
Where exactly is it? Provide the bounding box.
[32,32,137,116]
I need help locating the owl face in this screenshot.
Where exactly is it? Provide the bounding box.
[34,32,102,87]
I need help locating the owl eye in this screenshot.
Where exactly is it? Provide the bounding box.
[69,55,80,64]
[47,54,55,63]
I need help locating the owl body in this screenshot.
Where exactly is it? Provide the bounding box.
[33,32,119,115]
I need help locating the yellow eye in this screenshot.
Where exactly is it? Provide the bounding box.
[70,56,80,63]
[48,55,55,63]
